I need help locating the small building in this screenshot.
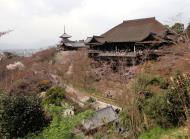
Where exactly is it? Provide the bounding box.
[57,27,86,51]
[81,106,119,134]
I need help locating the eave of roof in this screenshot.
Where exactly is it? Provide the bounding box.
[64,42,86,48]
[60,33,72,38]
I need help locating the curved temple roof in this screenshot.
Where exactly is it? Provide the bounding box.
[89,17,169,43]
[60,33,72,38]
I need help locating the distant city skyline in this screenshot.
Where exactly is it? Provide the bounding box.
[0,0,190,49]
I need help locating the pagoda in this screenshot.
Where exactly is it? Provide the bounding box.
[58,26,86,51]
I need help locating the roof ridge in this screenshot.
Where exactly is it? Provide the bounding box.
[96,106,113,113]
[123,17,156,23]
[96,17,167,43]
[101,22,124,37]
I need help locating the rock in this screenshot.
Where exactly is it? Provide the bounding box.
[6,61,25,70]
[81,96,90,103]
[66,64,73,75]
[63,107,74,117]
[0,52,5,61]
[39,92,47,99]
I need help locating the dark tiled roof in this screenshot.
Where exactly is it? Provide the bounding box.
[64,42,86,48]
[94,17,167,43]
[82,106,118,131]
[60,33,72,38]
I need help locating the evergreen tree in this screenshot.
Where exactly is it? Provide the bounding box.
[171,23,184,34]
[186,23,190,39]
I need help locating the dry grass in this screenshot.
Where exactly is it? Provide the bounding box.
[142,42,190,76]
[0,48,57,94]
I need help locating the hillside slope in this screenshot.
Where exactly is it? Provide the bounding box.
[142,42,190,76]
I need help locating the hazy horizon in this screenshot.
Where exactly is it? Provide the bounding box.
[0,0,190,49]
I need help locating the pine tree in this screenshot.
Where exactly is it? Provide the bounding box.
[186,23,190,39]
[171,23,184,35]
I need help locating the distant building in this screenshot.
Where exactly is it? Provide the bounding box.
[86,17,178,65]
[81,106,118,133]
[57,27,86,51]
[86,17,177,52]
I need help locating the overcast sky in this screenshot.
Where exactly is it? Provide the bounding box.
[0,0,190,49]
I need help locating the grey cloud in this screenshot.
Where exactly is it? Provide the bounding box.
[19,0,84,16]
[0,0,190,49]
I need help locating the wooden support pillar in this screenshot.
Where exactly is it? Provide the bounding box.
[134,45,136,53]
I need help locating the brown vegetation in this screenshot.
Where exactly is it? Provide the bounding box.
[0,48,56,95]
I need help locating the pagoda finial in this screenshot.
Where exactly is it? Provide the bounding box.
[60,26,72,39]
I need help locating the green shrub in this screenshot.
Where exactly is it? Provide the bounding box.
[138,127,175,139]
[171,23,184,35]
[94,132,104,139]
[119,109,131,129]
[44,87,65,106]
[164,72,190,126]
[87,97,96,103]
[121,72,190,138]
[26,106,94,139]
[0,94,5,138]
[141,72,190,128]
[159,79,169,90]
[186,23,190,39]
[133,73,168,94]
[0,96,48,138]
[142,95,171,127]
[123,73,169,137]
